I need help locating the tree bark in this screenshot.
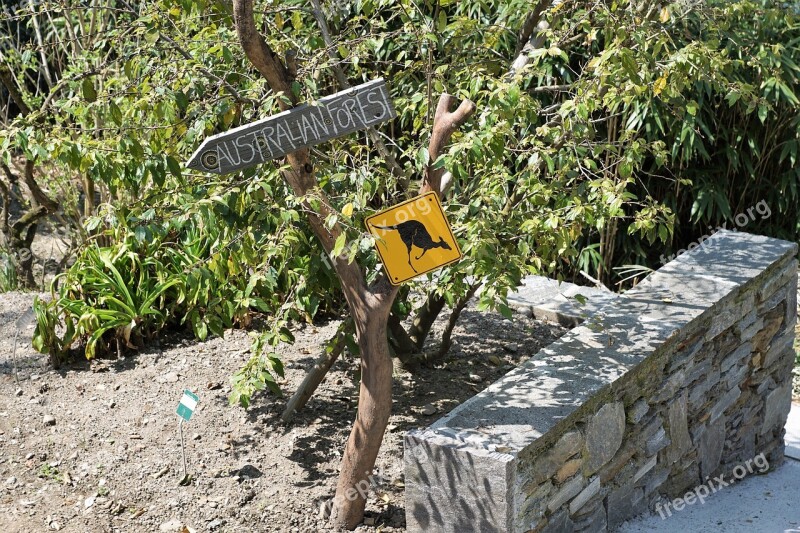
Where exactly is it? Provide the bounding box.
[514,0,553,55]
[231,2,397,527]
[421,95,476,196]
[407,291,446,350]
[328,280,395,528]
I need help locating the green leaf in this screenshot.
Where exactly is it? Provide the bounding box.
[437,10,447,32]
[331,233,347,257]
[144,29,159,44]
[757,104,769,123]
[109,101,122,125]
[174,91,189,112]
[134,226,147,242]
[166,156,182,178]
[82,78,97,103]
[193,319,208,340]
[416,147,430,168]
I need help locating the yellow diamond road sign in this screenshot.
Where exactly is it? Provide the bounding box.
[366,192,462,285]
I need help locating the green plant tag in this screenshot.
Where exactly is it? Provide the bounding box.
[176,390,199,422]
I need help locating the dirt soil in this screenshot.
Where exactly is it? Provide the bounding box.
[0,291,565,533]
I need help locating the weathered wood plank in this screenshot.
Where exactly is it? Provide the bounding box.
[186,78,396,175]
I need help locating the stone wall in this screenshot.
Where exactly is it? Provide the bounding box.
[404,231,798,532]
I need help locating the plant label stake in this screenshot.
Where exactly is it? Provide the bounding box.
[365,191,462,285]
[186,78,396,174]
[176,389,199,483]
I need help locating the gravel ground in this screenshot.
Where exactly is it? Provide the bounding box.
[1,270,797,532]
[0,291,565,533]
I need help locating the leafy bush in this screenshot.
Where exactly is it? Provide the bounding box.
[11,0,800,404]
[33,179,339,366]
[519,0,800,281]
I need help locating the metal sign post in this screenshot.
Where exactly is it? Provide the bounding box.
[176,390,199,483]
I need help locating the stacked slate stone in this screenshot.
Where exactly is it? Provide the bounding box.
[404,231,798,532]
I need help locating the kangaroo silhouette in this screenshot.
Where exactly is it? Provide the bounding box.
[372,220,451,273]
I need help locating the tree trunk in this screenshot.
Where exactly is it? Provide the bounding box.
[408,291,446,350]
[230,2,474,527]
[328,311,394,528]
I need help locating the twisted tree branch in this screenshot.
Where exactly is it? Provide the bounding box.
[421,94,475,196]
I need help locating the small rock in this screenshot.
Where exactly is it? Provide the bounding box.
[421,404,437,416]
[108,400,116,409]
[43,415,56,426]
[14,389,23,397]
[468,374,483,383]
[488,355,503,366]
[192,434,201,441]
[25,452,34,460]
[48,520,60,531]
[6,476,16,485]
[85,495,96,508]
[208,518,222,530]
[206,382,222,390]
[160,372,179,383]
[159,518,183,532]
[364,516,376,526]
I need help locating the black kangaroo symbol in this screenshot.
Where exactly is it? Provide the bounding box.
[372,220,452,273]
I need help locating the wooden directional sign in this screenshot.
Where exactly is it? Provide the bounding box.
[186,78,396,174]
[366,192,462,285]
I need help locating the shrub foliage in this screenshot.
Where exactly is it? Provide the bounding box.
[0,0,797,404]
